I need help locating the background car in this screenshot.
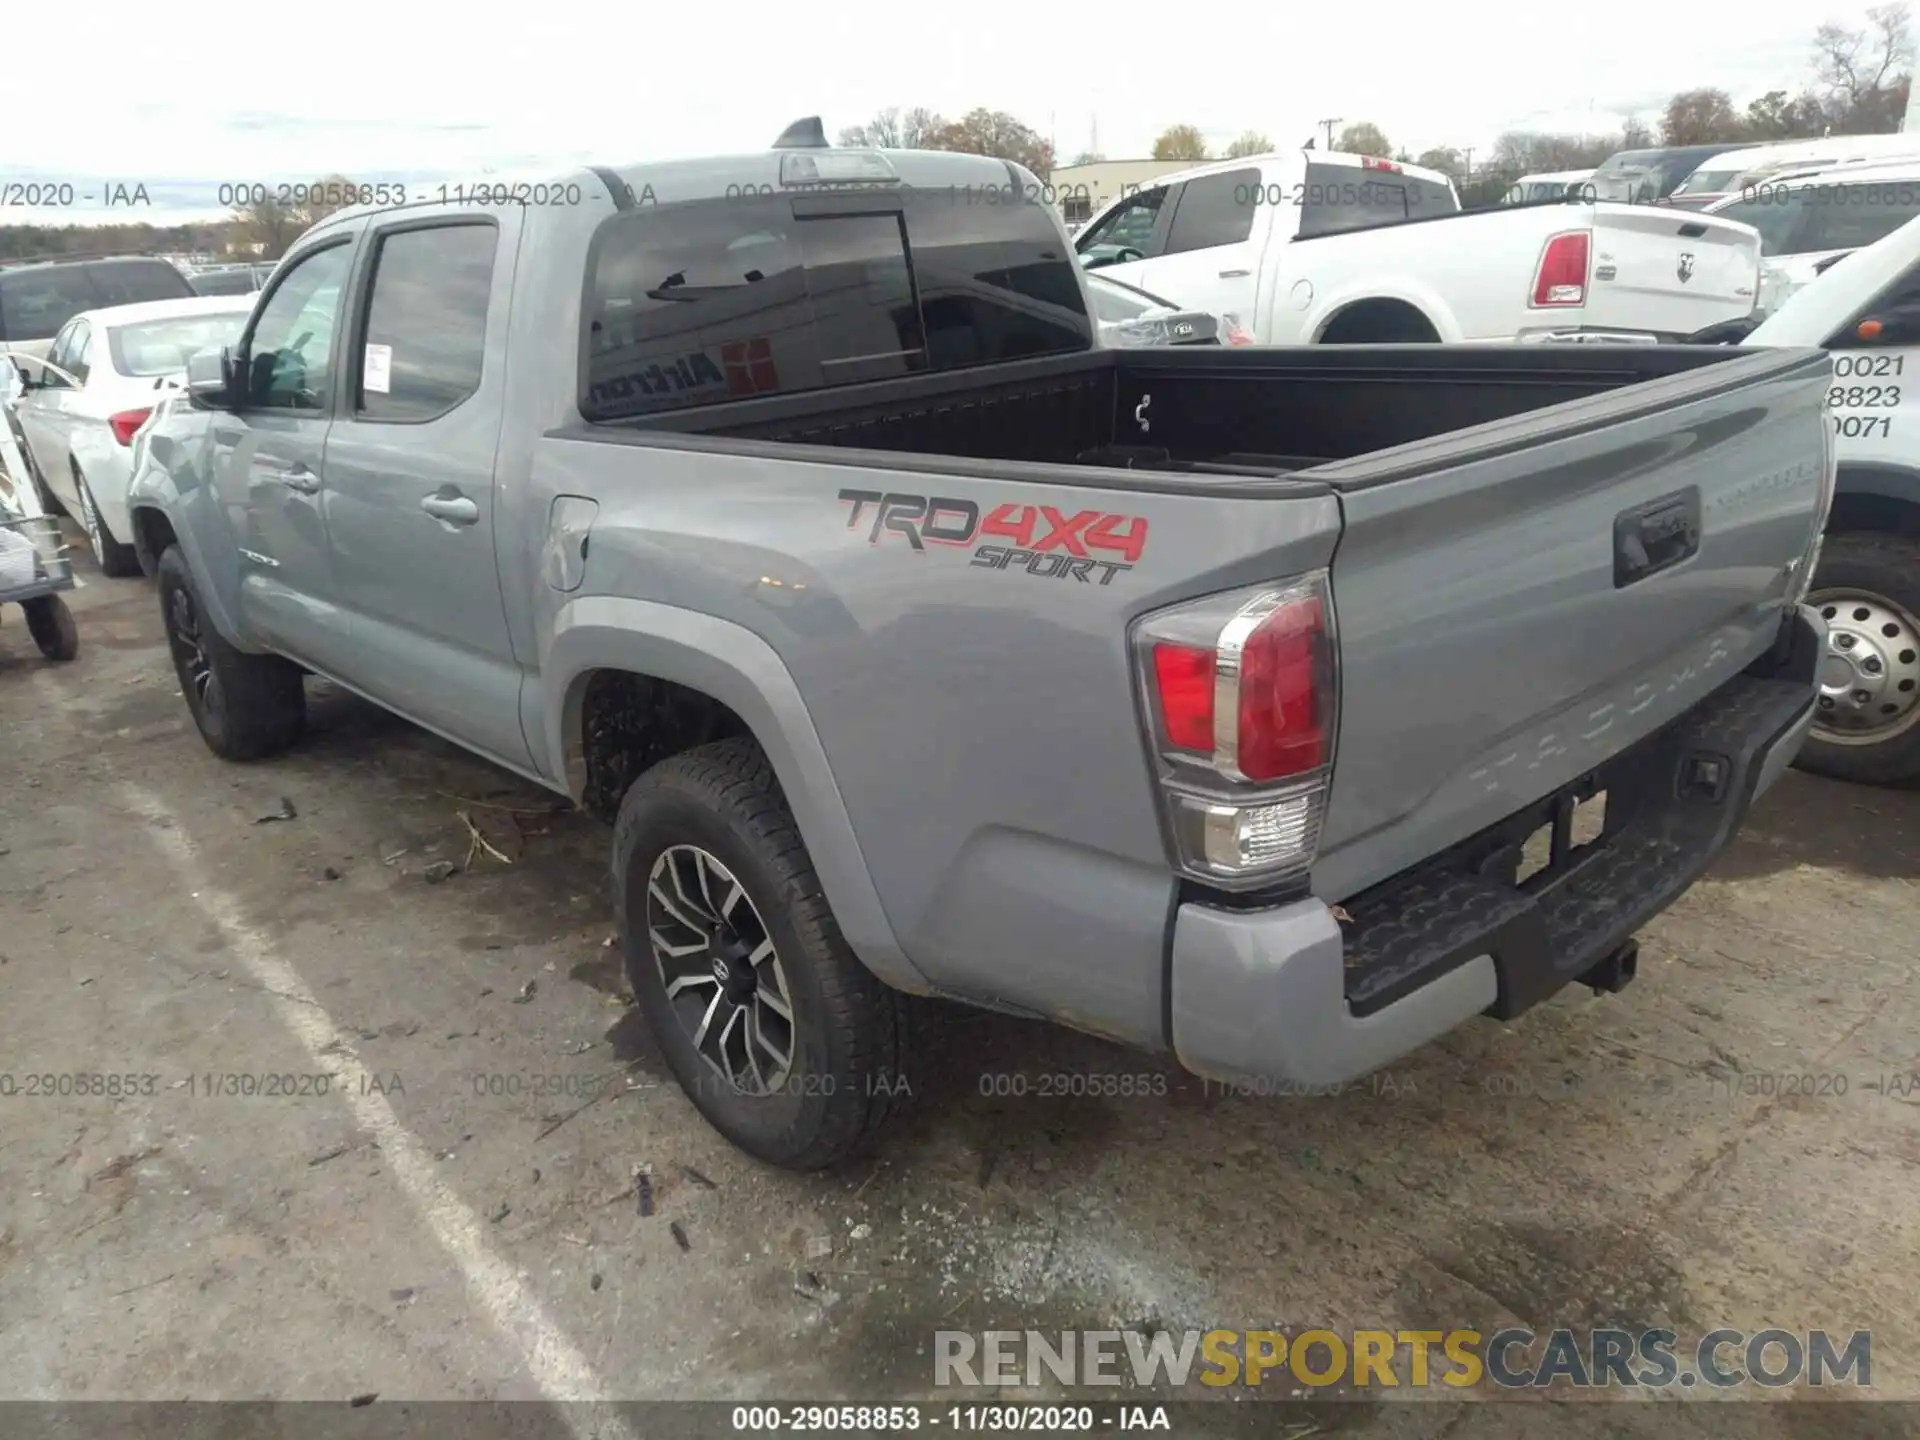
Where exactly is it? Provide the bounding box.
[184,267,263,297]
[9,295,252,575]
[1502,169,1595,204]
[1704,160,1920,316]
[0,256,196,359]
[1085,272,1249,347]
[1586,144,1726,204]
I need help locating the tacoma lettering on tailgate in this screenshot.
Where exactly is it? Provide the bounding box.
[837,489,1150,585]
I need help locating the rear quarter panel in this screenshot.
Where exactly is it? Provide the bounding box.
[528,433,1341,1046]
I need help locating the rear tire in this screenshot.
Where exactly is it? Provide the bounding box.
[24,595,78,661]
[612,737,922,1169]
[1797,532,1920,786]
[76,470,141,578]
[157,545,305,761]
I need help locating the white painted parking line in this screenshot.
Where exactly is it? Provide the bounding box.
[117,781,640,1439]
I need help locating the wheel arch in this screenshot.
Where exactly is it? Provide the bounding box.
[545,596,926,993]
[1831,462,1920,537]
[1310,287,1453,344]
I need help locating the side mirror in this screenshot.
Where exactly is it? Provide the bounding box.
[185,345,237,408]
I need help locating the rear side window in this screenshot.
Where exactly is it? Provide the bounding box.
[583,193,1088,419]
[1163,170,1257,254]
[1296,163,1457,239]
[356,223,496,419]
[85,261,193,308]
[0,266,98,343]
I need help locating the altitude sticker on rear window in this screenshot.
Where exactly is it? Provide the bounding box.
[837,489,1149,585]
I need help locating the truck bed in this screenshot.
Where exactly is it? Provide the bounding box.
[586,343,1795,489]
[566,340,1830,903]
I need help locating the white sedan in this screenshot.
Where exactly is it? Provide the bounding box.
[10,295,251,575]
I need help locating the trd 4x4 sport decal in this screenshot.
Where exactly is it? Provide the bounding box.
[837,489,1149,585]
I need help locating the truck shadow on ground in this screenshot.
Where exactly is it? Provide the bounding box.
[1705,769,1919,883]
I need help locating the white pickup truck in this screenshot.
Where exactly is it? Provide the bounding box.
[1076,150,1763,345]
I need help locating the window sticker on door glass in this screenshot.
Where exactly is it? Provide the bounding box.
[364,343,392,395]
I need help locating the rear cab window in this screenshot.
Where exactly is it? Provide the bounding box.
[583,189,1091,419]
[108,311,251,378]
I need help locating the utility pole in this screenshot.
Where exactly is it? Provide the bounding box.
[1463,146,1474,176]
[1318,117,1342,150]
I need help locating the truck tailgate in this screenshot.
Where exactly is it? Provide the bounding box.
[1307,347,1831,901]
[1582,206,1760,335]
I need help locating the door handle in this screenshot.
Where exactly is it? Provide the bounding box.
[421,493,480,526]
[273,465,320,494]
[1218,269,1251,278]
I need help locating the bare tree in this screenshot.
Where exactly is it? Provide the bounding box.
[230,172,364,259]
[923,109,1054,177]
[837,107,946,150]
[1224,130,1275,158]
[1152,125,1209,161]
[1814,4,1914,131]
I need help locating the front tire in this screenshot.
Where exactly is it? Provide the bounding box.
[612,738,920,1169]
[157,546,305,760]
[76,470,141,578]
[1798,532,1920,785]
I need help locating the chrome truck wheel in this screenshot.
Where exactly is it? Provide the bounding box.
[1811,589,1920,745]
[1795,533,1920,786]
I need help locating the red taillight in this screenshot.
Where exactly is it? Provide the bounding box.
[1134,575,1338,888]
[1531,230,1590,307]
[1152,643,1216,752]
[1360,156,1402,173]
[1144,584,1333,780]
[1235,595,1328,781]
[109,408,153,446]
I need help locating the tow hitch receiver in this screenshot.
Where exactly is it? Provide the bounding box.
[1580,938,1639,995]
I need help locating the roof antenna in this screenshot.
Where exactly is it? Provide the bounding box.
[773,116,829,149]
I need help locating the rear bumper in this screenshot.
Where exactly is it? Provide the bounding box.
[1169,603,1823,1088]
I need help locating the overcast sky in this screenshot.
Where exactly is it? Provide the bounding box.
[0,0,1894,225]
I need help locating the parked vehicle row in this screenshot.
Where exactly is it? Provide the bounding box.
[7,296,253,574]
[1074,148,1762,345]
[1502,169,1595,205]
[1704,158,1920,317]
[1670,132,1920,212]
[107,123,1831,1172]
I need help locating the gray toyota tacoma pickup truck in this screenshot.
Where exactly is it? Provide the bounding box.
[128,123,1833,1169]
